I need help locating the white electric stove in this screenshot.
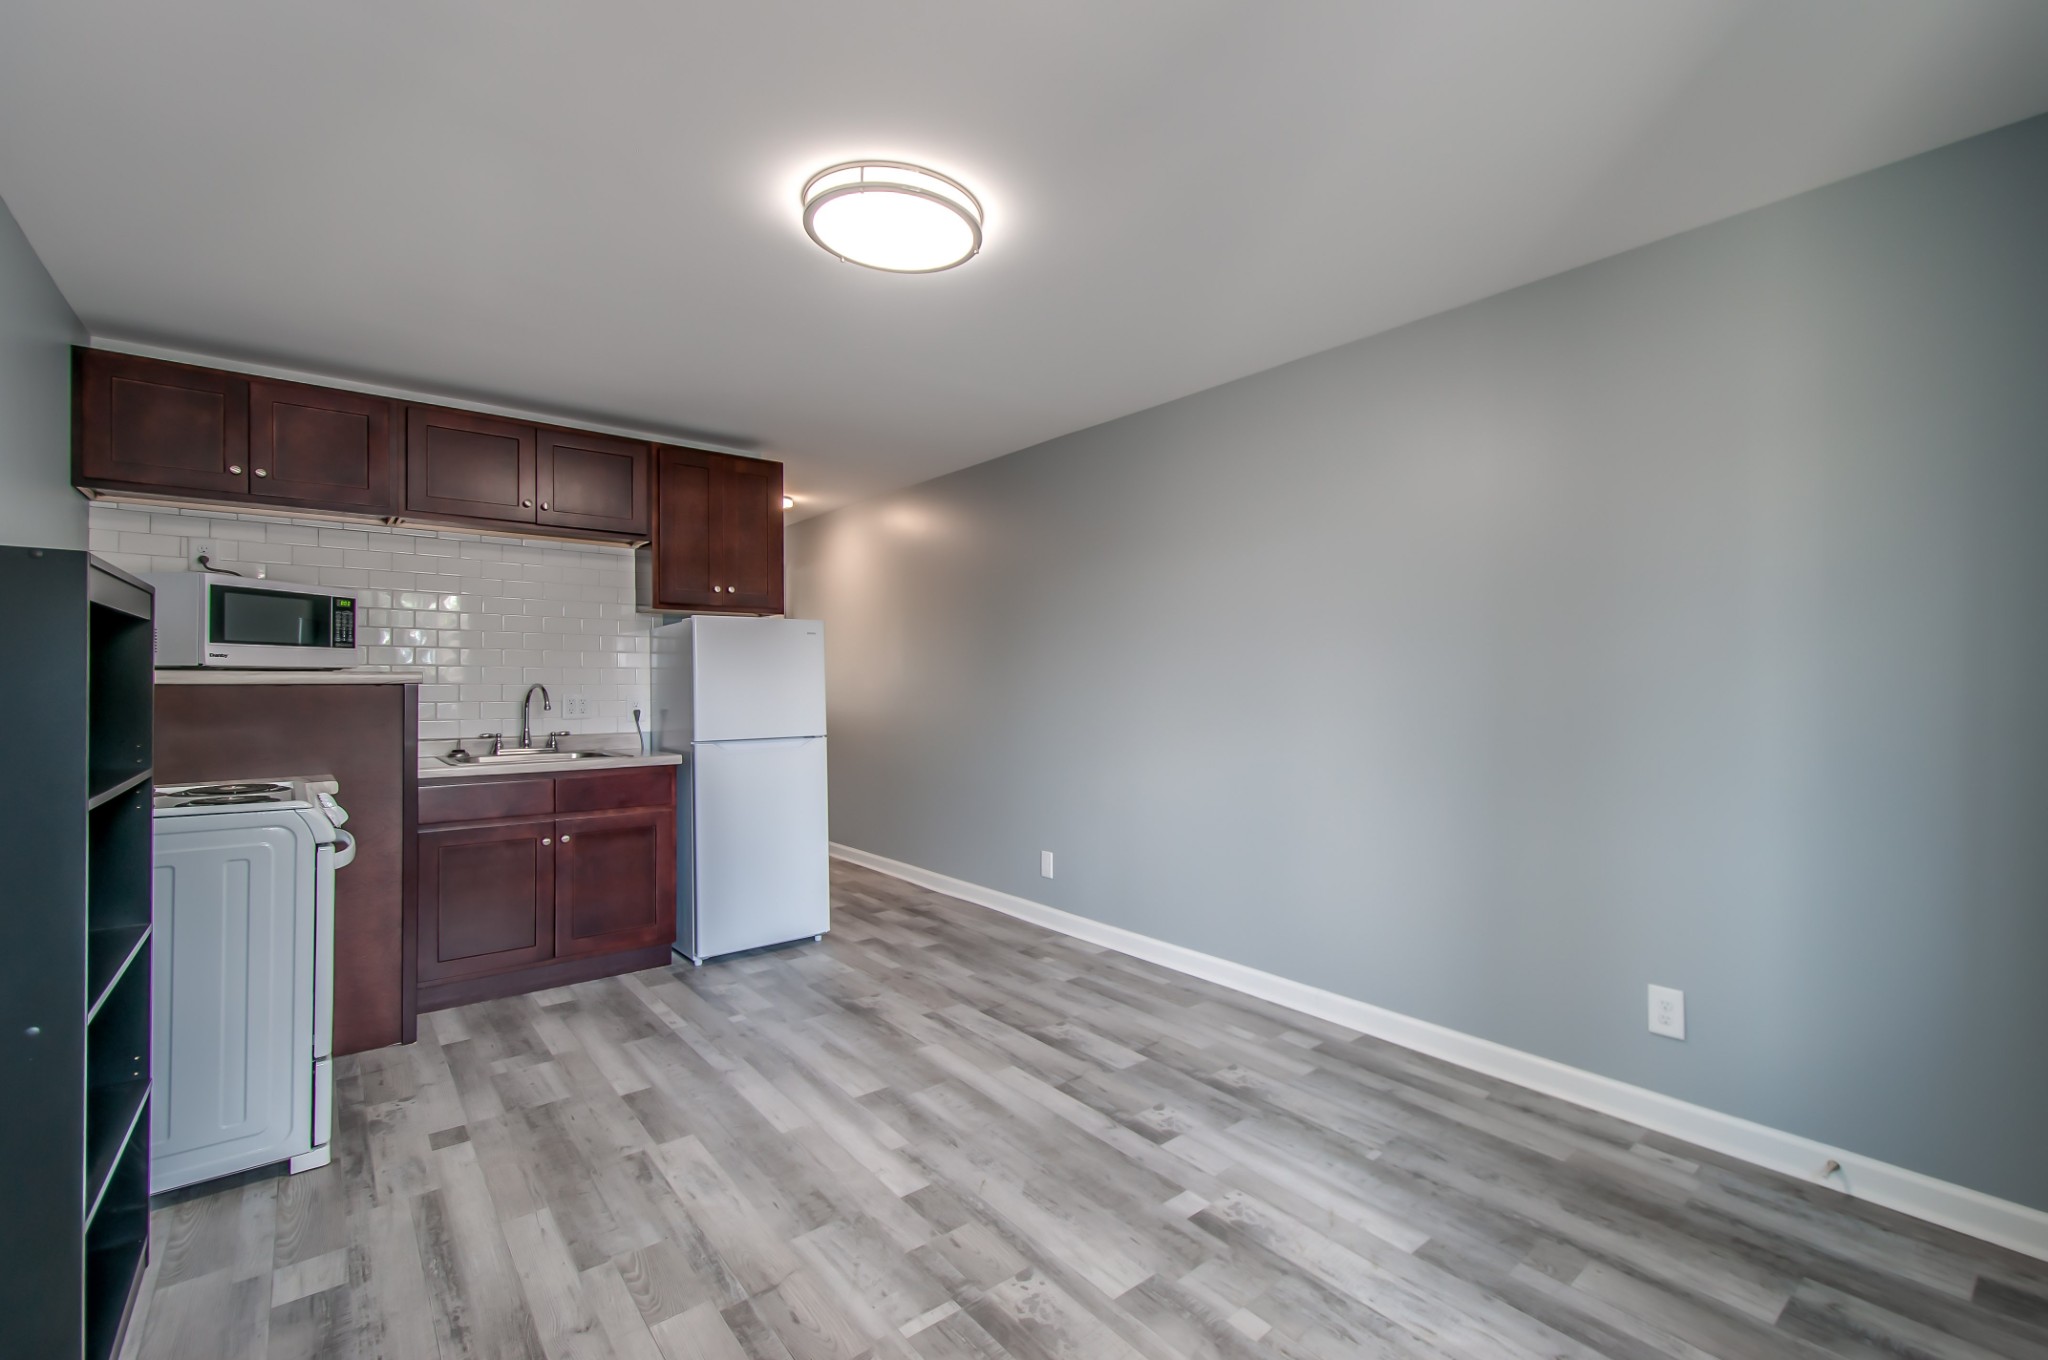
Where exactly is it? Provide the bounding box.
[150,777,356,1192]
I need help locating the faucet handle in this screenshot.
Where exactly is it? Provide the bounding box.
[549,730,571,751]
[478,731,503,755]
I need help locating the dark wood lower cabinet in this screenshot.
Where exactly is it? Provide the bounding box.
[418,821,556,982]
[416,766,675,1011]
[555,808,675,957]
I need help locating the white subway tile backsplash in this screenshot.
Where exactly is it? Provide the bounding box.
[92,502,657,740]
[92,507,153,533]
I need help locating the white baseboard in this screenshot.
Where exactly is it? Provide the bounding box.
[832,842,2048,1263]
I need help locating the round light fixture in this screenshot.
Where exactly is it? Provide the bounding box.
[801,161,983,273]
[782,495,796,510]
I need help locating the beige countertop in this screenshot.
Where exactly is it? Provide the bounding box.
[418,746,681,780]
[155,668,428,686]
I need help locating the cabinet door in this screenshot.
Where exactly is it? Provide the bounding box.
[250,379,396,511]
[75,349,250,496]
[418,822,555,981]
[538,428,649,535]
[553,808,674,959]
[649,445,717,609]
[405,405,537,524]
[713,453,785,613]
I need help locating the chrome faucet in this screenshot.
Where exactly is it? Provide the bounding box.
[520,684,551,750]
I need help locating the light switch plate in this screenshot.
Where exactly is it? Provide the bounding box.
[1647,984,1686,1040]
[1040,851,1055,879]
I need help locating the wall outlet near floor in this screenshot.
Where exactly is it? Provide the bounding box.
[1647,984,1686,1040]
[1040,851,1055,879]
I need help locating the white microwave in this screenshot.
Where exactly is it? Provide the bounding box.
[146,572,363,669]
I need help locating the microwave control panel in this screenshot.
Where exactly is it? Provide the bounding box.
[332,598,355,647]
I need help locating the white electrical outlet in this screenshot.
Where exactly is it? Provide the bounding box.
[1647,984,1686,1040]
[1040,851,1055,879]
[560,695,591,719]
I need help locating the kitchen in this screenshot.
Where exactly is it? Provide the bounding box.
[10,345,833,1354]
[7,6,2048,1360]
[83,362,827,1029]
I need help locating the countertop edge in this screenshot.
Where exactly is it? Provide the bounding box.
[418,751,682,780]
[155,668,429,686]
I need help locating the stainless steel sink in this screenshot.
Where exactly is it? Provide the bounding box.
[436,750,619,767]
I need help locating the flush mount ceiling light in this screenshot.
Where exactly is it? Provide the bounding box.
[801,161,983,273]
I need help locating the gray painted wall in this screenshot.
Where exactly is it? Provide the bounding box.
[791,115,2048,1211]
[0,194,85,550]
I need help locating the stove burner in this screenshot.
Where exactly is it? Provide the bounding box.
[178,782,290,798]
[179,793,284,806]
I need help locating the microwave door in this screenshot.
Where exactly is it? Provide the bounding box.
[217,587,326,649]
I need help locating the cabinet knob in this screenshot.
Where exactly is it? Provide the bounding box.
[541,501,549,511]
[542,837,552,846]
[713,585,723,593]
[560,833,572,842]
[253,467,269,478]
[228,464,243,474]
[522,499,533,507]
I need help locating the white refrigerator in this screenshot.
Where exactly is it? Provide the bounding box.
[653,616,829,963]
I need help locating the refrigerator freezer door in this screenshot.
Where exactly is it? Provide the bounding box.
[150,819,315,1192]
[692,617,826,741]
[689,736,830,959]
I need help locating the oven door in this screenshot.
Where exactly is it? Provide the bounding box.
[204,583,361,668]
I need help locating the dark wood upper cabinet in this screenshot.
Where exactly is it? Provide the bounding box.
[714,453,784,612]
[404,405,537,524]
[640,445,784,614]
[553,807,674,959]
[646,446,716,609]
[249,378,397,511]
[72,351,774,564]
[75,349,249,496]
[537,427,649,536]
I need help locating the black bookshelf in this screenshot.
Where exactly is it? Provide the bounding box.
[0,548,154,1360]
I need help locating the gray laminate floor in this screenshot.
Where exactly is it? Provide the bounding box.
[123,861,2048,1359]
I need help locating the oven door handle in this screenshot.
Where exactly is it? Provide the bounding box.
[330,829,357,869]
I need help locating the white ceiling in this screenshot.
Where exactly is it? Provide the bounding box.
[5,2,2048,519]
